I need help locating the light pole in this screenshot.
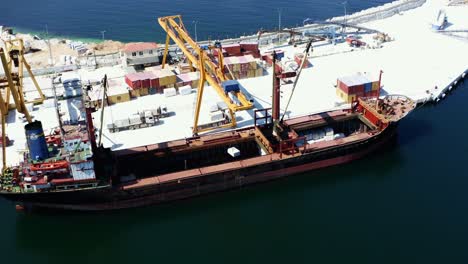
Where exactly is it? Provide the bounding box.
[45,24,53,66]
[277,8,282,31]
[100,30,106,41]
[192,21,199,42]
[342,1,348,33]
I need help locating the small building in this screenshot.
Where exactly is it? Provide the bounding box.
[107,80,131,104]
[121,42,159,67]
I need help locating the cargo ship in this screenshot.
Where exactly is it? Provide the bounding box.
[0,84,415,211]
[0,16,415,211]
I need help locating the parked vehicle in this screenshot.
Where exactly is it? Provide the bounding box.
[107,106,170,133]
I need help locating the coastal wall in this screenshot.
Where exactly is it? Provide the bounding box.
[327,0,427,25]
[200,0,427,46]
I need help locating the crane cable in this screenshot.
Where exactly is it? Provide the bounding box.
[280,40,313,122]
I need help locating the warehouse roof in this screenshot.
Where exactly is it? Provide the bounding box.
[123,42,158,53]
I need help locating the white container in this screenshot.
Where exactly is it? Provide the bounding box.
[324,127,334,136]
[227,147,240,158]
[128,114,142,125]
[210,110,225,121]
[115,119,130,128]
[216,101,228,110]
[209,104,219,112]
[163,87,177,97]
[179,85,192,95]
[334,133,345,139]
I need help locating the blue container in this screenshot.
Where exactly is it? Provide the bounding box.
[25,121,49,161]
[364,82,372,93]
[222,80,240,93]
[275,51,285,60]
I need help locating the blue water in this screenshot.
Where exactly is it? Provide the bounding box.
[2,0,392,42]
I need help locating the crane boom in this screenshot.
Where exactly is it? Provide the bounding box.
[158,15,253,135]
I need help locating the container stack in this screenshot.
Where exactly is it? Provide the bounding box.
[155,68,177,91]
[178,63,192,74]
[240,42,260,58]
[336,73,380,103]
[125,72,155,97]
[222,44,242,56]
[107,80,130,104]
[224,55,263,79]
[175,73,192,88]
[144,68,177,93]
[187,72,200,88]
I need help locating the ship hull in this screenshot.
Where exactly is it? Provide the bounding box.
[0,122,398,211]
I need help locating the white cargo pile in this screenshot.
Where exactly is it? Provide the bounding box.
[227,147,240,158]
[69,41,88,55]
[179,85,192,95]
[163,87,177,97]
[210,110,225,121]
[209,104,219,112]
[305,127,338,144]
[216,101,228,110]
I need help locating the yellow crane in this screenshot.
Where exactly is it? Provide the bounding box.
[0,43,35,171]
[2,39,45,107]
[158,15,253,135]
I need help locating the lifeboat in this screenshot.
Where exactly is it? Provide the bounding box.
[45,135,62,145]
[30,160,69,171]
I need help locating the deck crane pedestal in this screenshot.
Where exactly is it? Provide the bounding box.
[158,15,253,135]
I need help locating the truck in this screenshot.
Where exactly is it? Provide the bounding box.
[107,106,170,133]
[196,110,232,132]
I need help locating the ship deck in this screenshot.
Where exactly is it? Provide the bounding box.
[1,0,467,169]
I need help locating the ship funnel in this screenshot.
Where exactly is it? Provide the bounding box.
[25,121,49,161]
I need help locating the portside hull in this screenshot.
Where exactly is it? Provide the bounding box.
[0,123,398,211]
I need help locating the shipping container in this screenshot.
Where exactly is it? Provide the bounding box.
[212,48,227,57]
[240,42,259,52]
[222,44,241,55]
[222,80,240,93]
[364,82,372,93]
[139,73,151,89]
[125,73,142,90]
[365,90,379,97]
[130,89,140,98]
[275,50,285,60]
[372,81,380,91]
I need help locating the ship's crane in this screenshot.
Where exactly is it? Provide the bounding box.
[0,42,37,171]
[158,15,253,135]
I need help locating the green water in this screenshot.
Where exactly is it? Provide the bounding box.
[1,80,468,263]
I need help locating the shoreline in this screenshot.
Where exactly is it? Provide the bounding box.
[1,0,428,70]
[6,0,423,46]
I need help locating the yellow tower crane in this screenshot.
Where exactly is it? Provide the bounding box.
[158,15,253,135]
[0,39,39,171]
